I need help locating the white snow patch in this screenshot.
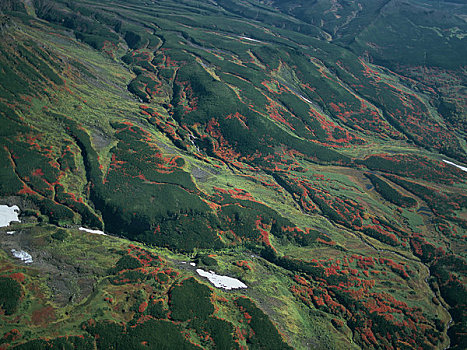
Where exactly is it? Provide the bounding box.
[239,36,262,43]
[189,262,196,267]
[298,94,313,105]
[443,159,467,173]
[0,205,20,228]
[196,269,247,290]
[79,227,107,236]
[11,249,33,264]
[7,231,15,235]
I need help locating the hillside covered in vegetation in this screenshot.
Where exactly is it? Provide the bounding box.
[0,0,466,349]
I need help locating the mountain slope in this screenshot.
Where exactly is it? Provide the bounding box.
[0,0,466,349]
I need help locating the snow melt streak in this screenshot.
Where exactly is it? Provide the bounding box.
[196,269,247,290]
[79,227,107,235]
[11,249,33,264]
[443,160,467,173]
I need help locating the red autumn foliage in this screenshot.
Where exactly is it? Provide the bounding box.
[32,306,56,325]
[139,301,148,313]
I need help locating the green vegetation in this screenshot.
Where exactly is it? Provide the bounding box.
[51,228,69,241]
[0,277,21,315]
[85,319,199,350]
[236,297,292,350]
[365,173,417,208]
[169,278,214,321]
[12,335,94,350]
[112,255,143,272]
[0,0,466,348]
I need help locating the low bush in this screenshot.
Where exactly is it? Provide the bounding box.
[0,277,21,315]
[169,278,213,322]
